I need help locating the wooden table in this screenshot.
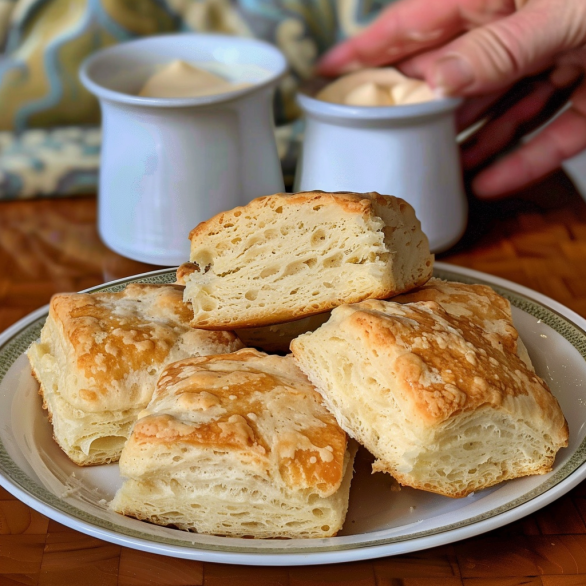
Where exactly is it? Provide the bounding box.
[1,174,586,585]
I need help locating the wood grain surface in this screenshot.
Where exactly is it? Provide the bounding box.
[1,173,586,585]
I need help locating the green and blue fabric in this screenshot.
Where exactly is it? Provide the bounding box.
[0,0,392,198]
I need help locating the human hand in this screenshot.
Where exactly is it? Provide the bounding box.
[317,0,586,198]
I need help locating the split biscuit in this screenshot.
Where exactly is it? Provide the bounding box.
[179,190,433,329]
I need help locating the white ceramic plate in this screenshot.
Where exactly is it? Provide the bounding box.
[1,262,585,566]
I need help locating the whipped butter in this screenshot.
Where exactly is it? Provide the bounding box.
[139,60,250,98]
[317,68,435,107]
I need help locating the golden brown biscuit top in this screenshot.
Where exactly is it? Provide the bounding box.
[134,348,347,497]
[188,190,406,243]
[393,278,517,353]
[331,300,566,432]
[50,283,239,399]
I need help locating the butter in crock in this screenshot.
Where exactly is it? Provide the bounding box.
[139,60,250,98]
[317,68,435,107]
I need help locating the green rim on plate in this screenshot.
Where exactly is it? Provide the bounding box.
[0,267,585,555]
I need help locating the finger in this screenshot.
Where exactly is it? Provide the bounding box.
[556,45,586,71]
[456,89,510,131]
[462,81,559,169]
[316,0,474,76]
[462,66,582,168]
[400,42,554,85]
[472,83,586,198]
[426,0,586,96]
[400,55,513,131]
[457,63,583,131]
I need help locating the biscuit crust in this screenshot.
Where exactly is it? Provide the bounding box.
[393,278,534,369]
[292,298,568,498]
[181,191,433,329]
[27,283,243,466]
[111,349,355,538]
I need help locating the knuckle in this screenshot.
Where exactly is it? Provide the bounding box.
[471,25,526,81]
[558,6,586,48]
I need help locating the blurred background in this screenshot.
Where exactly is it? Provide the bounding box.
[0,0,399,199]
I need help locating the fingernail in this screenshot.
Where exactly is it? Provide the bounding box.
[433,55,474,95]
[318,43,358,75]
[473,166,508,198]
[338,60,363,74]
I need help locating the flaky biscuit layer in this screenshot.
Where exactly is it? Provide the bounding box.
[292,296,568,498]
[112,348,356,538]
[180,191,433,329]
[27,283,243,465]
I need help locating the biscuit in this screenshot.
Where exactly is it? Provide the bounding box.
[111,348,356,538]
[27,283,243,466]
[179,191,433,329]
[291,299,568,498]
[393,278,534,369]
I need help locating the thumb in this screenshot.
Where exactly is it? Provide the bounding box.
[429,0,586,96]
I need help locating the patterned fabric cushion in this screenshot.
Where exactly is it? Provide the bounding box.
[0,0,392,198]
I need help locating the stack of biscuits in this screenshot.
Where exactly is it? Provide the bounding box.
[28,190,568,539]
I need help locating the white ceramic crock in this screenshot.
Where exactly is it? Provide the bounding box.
[294,93,467,253]
[80,34,287,266]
